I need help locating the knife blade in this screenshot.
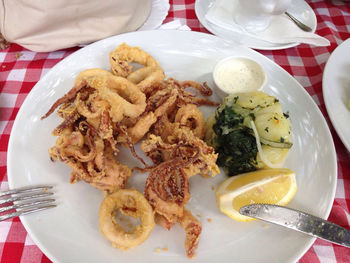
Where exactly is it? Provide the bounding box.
[239,204,350,248]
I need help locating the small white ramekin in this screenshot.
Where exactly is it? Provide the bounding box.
[213,56,267,99]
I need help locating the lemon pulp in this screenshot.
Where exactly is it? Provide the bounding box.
[216,168,297,222]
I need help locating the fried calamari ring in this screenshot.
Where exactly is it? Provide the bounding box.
[99,189,155,250]
[117,88,178,145]
[175,104,206,139]
[117,112,157,144]
[74,69,146,122]
[127,66,165,93]
[42,68,147,123]
[109,43,159,77]
[75,93,109,120]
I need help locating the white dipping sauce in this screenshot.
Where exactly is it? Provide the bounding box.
[213,57,266,96]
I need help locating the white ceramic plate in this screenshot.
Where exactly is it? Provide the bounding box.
[323,38,350,152]
[7,30,336,263]
[138,0,170,30]
[195,0,317,50]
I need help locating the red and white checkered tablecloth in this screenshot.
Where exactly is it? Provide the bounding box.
[0,0,349,262]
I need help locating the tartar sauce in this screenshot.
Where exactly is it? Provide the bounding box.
[213,57,266,97]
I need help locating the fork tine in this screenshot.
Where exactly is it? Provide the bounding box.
[0,191,54,205]
[0,185,56,221]
[0,185,53,198]
[0,204,57,222]
[0,199,56,213]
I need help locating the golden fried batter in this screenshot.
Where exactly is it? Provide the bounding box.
[99,189,155,250]
[43,43,219,258]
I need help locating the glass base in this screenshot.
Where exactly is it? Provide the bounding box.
[235,13,271,33]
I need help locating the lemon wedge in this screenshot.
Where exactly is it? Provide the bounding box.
[215,168,297,222]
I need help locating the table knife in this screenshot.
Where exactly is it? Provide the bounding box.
[239,204,350,248]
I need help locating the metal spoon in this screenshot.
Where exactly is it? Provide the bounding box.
[285,12,313,32]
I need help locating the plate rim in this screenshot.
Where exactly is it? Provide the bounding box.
[7,29,337,263]
[322,37,350,152]
[194,0,317,50]
[138,0,170,31]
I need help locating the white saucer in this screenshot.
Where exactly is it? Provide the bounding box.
[138,0,170,30]
[195,0,317,50]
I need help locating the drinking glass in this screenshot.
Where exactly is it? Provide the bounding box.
[235,0,292,32]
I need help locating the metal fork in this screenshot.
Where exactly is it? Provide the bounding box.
[0,185,56,221]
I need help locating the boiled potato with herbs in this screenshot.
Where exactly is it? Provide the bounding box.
[206,91,292,176]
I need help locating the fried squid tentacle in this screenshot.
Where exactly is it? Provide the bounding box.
[178,209,202,258]
[41,81,87,120]
[181,80,213,96]
[115,125,147,166]
[141,128,220,178]
[175,104,206,139]
[144,158,191,223]
[52,109,80,136]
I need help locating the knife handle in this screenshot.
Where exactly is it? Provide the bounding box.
[296,211,350,247]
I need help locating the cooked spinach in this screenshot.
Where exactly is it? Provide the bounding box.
[207,92,293,176]
[212,105,258,176]
[213,106,243,134]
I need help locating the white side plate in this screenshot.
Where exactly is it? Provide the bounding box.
[195,0,317,50]
[138,0,170,30]
[323,38,350,152]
